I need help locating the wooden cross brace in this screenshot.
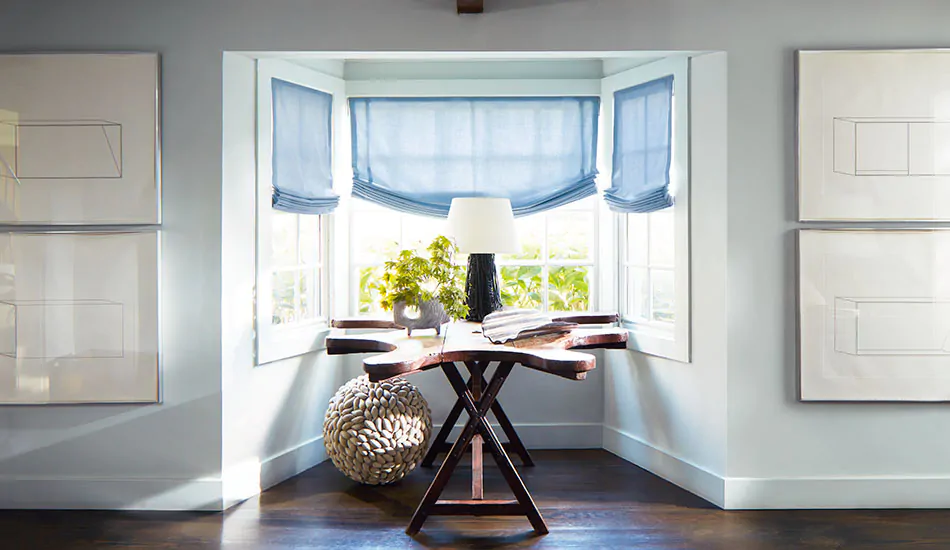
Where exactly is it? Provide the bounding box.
[406,361,548,536]
[421,361,534,468]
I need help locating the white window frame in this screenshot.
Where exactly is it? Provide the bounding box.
[345,77,603,317]
[600,56,691,363]
[255,59,348,365]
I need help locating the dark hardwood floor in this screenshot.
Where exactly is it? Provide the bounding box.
[4,450,950,549]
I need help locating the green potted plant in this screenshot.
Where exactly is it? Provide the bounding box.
[374,235,469,336]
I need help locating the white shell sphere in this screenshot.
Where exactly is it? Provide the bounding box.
[323,375,432,485]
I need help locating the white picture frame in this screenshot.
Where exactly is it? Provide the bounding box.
[0,231,160,404]
[799,229,950,401]
[798,50,950,221]
[0,53,160,225]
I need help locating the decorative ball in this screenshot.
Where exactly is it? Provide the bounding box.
[323,375,432,485]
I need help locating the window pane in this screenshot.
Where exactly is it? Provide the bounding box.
[502,216,543,261]
[358,266,385,314]
[626,213,648,266]
[548,266,591,312]
[299,215,321,265]
[298,270,315,321]
[271,270,297,325]
[651,268,675,324]
[312,268,322,318]
[271,211,298,266]
[649,210,675,268]
[402,215,447,253]
[351,211,401,263]
[547,211,593,261]
[500,265,543,310]
[626,267,649,320]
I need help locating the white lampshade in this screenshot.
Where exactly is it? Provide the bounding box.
[447,197,519,254]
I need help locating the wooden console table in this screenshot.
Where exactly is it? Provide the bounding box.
[326,314,626,536]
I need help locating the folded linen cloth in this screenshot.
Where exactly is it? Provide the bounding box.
[481,308,578,344]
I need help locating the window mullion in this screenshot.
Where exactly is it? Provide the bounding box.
[620,213,628,318]
[645,213,652,321]
[541,264,549,312]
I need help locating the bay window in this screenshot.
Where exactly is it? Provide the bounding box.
[252,55,692,364]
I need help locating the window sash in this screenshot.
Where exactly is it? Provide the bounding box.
[256,58,343,365]
[601,55,691,363]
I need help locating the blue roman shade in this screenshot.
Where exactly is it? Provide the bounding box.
[271,78,339,214]
[349,96,600,217]
[604,75,674,213]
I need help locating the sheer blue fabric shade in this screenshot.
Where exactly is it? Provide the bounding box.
[349,96,600,218]
[604,75,674,213]
[271,78,339,214]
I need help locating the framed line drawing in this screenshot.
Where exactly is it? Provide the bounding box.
[0,53,160,224]
[798,50,950,221]
[799,229,950,401]
[0,230,160,404]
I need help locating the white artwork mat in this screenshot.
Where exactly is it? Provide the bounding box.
[0,231,159,404]
[0,53,159,224]
[798,50,950,221]
[799,229,950,401]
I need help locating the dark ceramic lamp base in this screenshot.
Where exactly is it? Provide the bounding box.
[465,253,502,322]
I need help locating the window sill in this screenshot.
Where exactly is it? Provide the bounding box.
[620,319,686,362]
[256,321,331,366]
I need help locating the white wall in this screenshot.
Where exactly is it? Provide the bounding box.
[0,1,227,510]
[2,0,950,511]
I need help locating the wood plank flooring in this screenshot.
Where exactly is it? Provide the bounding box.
[3,450,950,549]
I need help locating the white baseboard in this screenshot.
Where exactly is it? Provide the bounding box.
[602,425,725,507]
[260,435,327,492]
[0,436,329,511]
[725,476,950,509]
[223,435,328,510]
[0,476,224,511]
[437,422,602,449]
[601,426,950,510]
[9,428,950,510]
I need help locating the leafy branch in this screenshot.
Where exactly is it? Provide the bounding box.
[373,235,469,320]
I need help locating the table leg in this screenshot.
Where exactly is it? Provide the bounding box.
[421,391,466,467]
[471,361,484,501]
[406,362,547,537]
[421,361,535,468]
[466,361,535,468]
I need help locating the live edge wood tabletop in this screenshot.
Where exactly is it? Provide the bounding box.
[325,313,627,537]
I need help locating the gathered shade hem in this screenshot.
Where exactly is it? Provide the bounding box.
[352,176,598,218]
[272,191,340,215]
[603,187,674,214]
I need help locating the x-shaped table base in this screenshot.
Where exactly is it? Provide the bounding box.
[406,361,548,536]
[421,361,534,469]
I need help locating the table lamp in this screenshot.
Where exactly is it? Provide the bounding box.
[447,197,519,322]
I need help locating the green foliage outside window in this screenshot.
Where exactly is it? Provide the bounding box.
[357,218,593,314]
[358,266,385,314]
[548,266,590,312]
[500,266,543,309]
